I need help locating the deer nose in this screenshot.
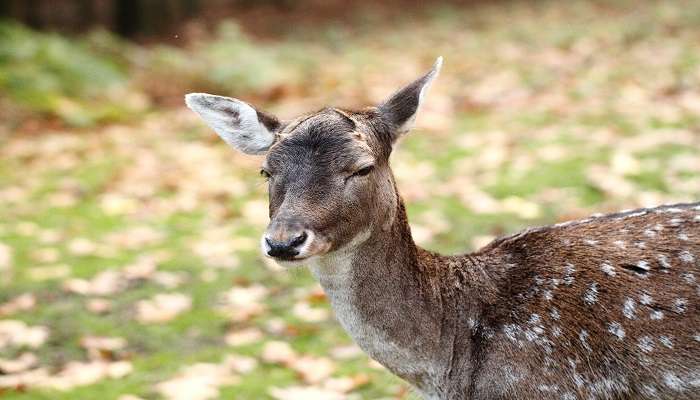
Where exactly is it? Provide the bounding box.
[264,231,308,259]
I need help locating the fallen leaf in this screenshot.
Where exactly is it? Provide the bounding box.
[0,293,36,316]
[155,362,239,400]
[269,386,345,400]
[64,270,125,296]
[67,237,98,256]
[136,293,192,323]
[291,356,335,384]
[219,285,267,322]
[0,243,13,273]
[0,353,38,374]
[0,320,49,349]
[43,360,132,391]
[261,341,296,364]
[86,298,112,314]
[80,336,127,360]
[292,301,329,323]
[329,345,363,360]
[222,354,257,374]
[224,327,263,347]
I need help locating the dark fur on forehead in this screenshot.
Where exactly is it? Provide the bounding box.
[267,109,364,169]
[269,106,396,166]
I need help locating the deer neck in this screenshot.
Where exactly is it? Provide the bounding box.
[309,196,458,390]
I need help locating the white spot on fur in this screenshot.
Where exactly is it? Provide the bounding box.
[551,326,562,337]
[657,254,671,269]
[694,333,700,342]
[639,293,653,305]
[608,322,625,340]
[638,336,654,353]
[543,289,554,301]
[669,218,683,226]
[503,324,520,342]
[679,251,695,263]
[584,239,598,246]
[537,384,558,393]
[643,229,656,238]
[674,298,688,313]
[579,330,591,352]
[623,298,637,319]
[663,371,684,391]
[583,283,599,305]
[563,263,575,285]
[613,240,626,249]
[664,207,685,213]
[637,260,650,271]
[681,272,696,284]
[641,384,657,397]
[659,335,673,348]
[650,310,664,320]
[679,232,689,241]
[601,262,616,277]
[635,242,647,249]
[550,308,560,320]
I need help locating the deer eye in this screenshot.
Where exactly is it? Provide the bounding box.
[260,169,272,180]
[349,165,374,179]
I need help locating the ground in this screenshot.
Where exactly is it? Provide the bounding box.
[0,0,699,399]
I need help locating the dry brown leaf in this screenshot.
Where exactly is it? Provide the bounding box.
[322,374,369,393]
[0,320,49,349]
[80,336,127,360]
[291,356,335,384]
[219,285,267,322]
[329,345,363,360]
[0,353,38,374]
[118,395,146,400]
[86,298,113,314]
[155,362,240,400]
[292,301,329,323]
[222,354,257,374]
[43,360,132,391]
[64,270,125,296]
[0,242,13,273]
[0,293,36,316]
[136,293,192,323]
[0,367,50,389]
[67,237,98,256]
[224,327,263,347]
[152,271,186,289]
[261,341,296,364]
[30,247,60,263]
[269,386,345,400]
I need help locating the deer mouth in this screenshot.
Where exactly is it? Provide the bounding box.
[260,230,332,267]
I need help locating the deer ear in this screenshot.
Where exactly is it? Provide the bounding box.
[379,56,442,140]
[185,93,281,155]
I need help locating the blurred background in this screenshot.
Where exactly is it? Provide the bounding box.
[1,0,699,399]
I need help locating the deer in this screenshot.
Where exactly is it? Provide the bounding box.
[185,57,700,400]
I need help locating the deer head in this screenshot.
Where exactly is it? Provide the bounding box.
[186,57,442,267]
